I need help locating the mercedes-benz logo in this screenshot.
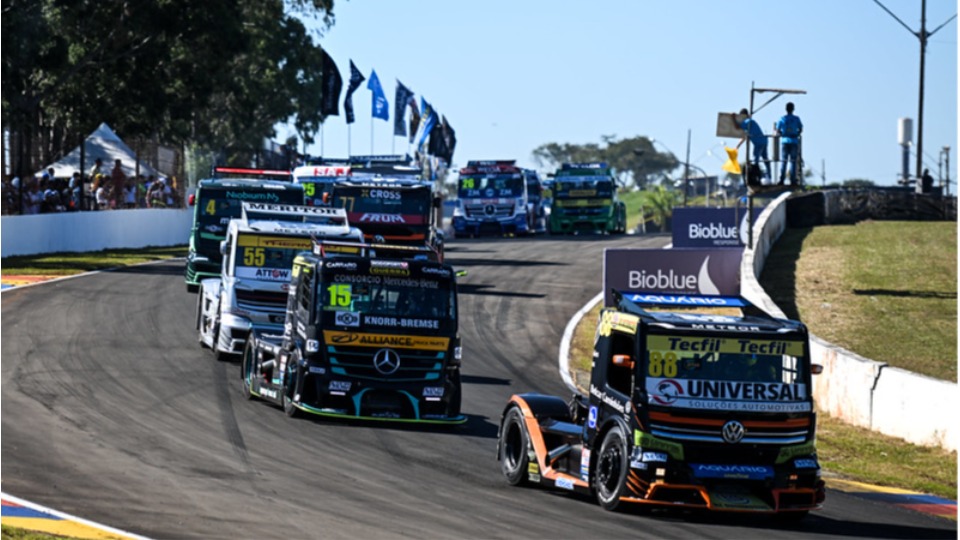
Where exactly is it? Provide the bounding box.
[721,420,745,444]
[373,348,401,375]
[484,204,496,216]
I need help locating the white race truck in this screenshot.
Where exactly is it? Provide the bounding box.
[197,202,364,360]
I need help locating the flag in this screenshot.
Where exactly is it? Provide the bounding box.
[319,49,342,117]
[344,60,365,124]
[429,115,456,162]
[407,98,421,144]
[722,147,742,175]
[415,97,437,151]
[367,69,389,121]
[394,80,414,136]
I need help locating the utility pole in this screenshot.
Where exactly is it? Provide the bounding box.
[873,0,957,184]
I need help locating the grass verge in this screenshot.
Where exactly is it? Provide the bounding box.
[1,245,187,276]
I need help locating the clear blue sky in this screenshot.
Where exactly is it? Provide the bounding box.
[279,0,958,188]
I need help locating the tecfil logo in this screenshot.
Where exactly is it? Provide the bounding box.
[689,222,737,240]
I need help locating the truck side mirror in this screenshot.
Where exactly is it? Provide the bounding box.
[811,363,823,375]
[322,192,330,205]
[188,193,196,206]
[612,354,634,369]
[220,240,228,256]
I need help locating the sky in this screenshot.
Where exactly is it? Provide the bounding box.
[278,0,958,188]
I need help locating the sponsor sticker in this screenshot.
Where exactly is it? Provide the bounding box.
[646,377,810,412]
[423,387,445,398]
[691,463,774,480]
[323,331,449,351]
[329,380,352,393]
[587,406,598,429]
[335,311,361,327]
[555,477,575,490]
[793,458,818,469]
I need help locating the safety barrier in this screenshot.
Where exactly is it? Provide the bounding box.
[1,208,192,258]
[741,191,957,451]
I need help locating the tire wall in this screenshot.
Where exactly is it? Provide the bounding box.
[740,190,958,452]
[1,208,192,257]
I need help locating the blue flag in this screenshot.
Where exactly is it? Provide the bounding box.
[367,70,389,121]
[344,60,365,125]
[394,80,414,136]
[415,97,437,151]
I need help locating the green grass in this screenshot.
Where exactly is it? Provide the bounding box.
[760,221,957,381]
[1,245,187,276]
[2,525,78,540]
[568,221,957,499]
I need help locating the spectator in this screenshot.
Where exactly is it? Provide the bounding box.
[68,172,82,211]
[776,102,803,186]
[921,169,935,194]
[96,181,111,210]
[26,177,42,214]
[147,177,167,208]
[89,157,103,182]
[111,159,126,209]
[734,108,771,182]
[124,177,137,208]
[137,174,148,208]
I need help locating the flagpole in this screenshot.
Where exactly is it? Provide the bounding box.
[348,125,352,157]
[370,116,374,155]
[320,124,325,158]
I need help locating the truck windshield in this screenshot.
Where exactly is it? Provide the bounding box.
[196,187,303,232]
[231,233,312,281]
[458,175,524,198]
[333,186,431,224]
[319,267,456,329]
[643,333,810,413]
[554,178,614,198]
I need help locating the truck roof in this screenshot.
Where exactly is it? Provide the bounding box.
[614,290,807,335]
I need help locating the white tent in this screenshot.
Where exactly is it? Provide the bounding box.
[37,122,160,179]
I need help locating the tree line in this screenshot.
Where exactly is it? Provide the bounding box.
[2,0,336,178]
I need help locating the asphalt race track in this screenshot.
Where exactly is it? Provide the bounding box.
[2,235,956,539]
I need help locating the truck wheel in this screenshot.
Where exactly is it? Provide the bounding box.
[240,339,256,401]
[595,425,629,511]
[499,407,531,486]
[196,295,208,348]
[448,369,462,417]
[282,352,301,418]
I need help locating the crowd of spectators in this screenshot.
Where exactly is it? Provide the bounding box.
[2,158,182,215]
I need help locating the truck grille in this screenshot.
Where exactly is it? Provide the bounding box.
[326,346,444,382]
[649,411,811,446]
[464,203,514,219]
[235,289,288,313]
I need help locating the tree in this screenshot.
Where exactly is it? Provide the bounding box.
[532,135,679,189]
[2,0,336,176]
[640,184,680,231]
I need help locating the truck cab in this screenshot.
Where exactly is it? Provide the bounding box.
[241,240,464,424]
[292,162,352,206]
[453,160,532,237]
[196,203,363,360]
[548,162,626,235]
[498,291,824,518]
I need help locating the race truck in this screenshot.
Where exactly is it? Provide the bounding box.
[292,162,351,206]
[453,160,534,237]
[185,170,304,292]
[196,203,363,360]
[497,291,824,519]
[240,240,464,424]
[331,177,444,259]
[549,162,627,234]
[525,168,548,234]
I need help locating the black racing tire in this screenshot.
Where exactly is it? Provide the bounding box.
[240,338,256,401]
[499,406,531,486]
[196,294,208,348]
[447,369,462,418]
[595,424,629,511]
[282,351,301,418]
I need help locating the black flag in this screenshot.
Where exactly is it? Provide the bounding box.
[394,80,414,137]
[320,50,342,117]
[344,60,365,125]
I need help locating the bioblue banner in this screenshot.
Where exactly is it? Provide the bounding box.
[603,248,744,307]
[671,207,763,248]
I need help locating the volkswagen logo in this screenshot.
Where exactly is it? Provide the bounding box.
[721,420,745,444]
[373,348,401,375]
[484,204,496,216]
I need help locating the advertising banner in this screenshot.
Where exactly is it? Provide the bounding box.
[603,248,743,307]
[671,207,763,248]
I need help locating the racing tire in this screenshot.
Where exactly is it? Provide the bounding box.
[196,295,208,348]
[595,424,629,511]
[282,352,301,418]
[499,406,531,486]
[240,339,256,401]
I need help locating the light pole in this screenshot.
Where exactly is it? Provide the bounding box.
[873,0,957,184]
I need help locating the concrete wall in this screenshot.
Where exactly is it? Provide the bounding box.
[1,209,192,258]
[740,193,957,452]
